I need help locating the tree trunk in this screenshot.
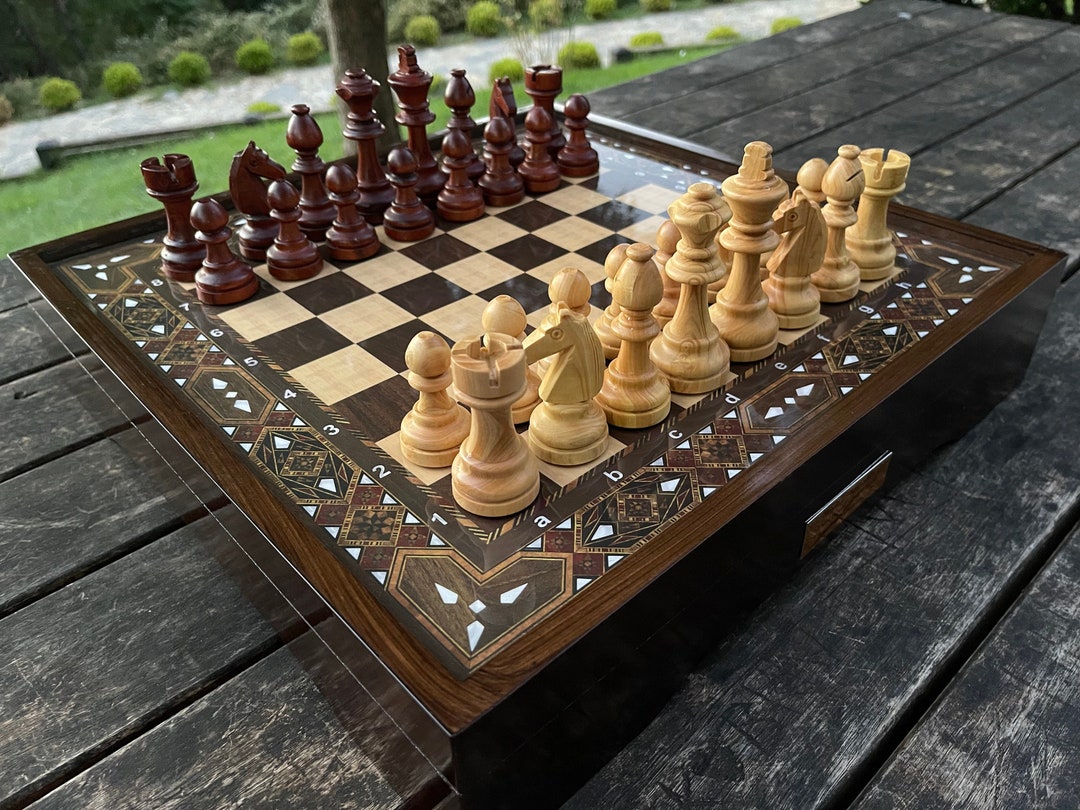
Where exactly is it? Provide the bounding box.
[322,0,400,154]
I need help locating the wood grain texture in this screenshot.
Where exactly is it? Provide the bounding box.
[565,264,1080,808]
[0,257,38,312]
[0,517,289,808]
[0,301,85,386]
[853,523,1080,809]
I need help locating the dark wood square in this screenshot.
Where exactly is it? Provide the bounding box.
[251,317,352,370]
[578,201,652,231]
[284,273,373,315]
[335,373,416,444]
[359,319,452,373]
[488,235,567,271]
[479,274,551,313]
[577,234,634,268]
[399,234,478,270]
[495,201,569,231]
[380,274,471,316]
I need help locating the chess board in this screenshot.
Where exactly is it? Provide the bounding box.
[12,117,1063,807]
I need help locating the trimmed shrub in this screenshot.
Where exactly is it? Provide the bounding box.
[404,14,441,45]
[0,95,12,126]
[706,25,738,40]
[770,16,802,34]
[0,77,41,117]
[286,31,323,65]
[466,1,502,36]
[585,0,617,19]
[102,62,143,98]
[39,77,81,113]
[247,100,282,114]
[640,0,672,11]
[168,51,212,87]
[630,31,663,47]
[529,0,563,28]
[236,38,274,74]
[489,57,525,83]
[388,0,465,40]
[558,41,601,69]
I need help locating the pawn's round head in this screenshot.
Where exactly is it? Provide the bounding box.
[267,179,300,211]
[325,163,358,196]
[797,157,828,193]
[548,267,591,309]
[387,146,418,176]
[405,331,451,377]
[564,93,590,120]
[482,295,527,337]
[655,218,679,254]
[189,197,229,233]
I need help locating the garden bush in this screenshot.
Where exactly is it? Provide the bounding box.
[630,31,663,47]
[466,1,502,35]
[102,62,143,98]
[236,38,274,74]
[168,51,212,87]
[529,0,564,28]
[0,77,42,117]
[247,100,282,114]
[0,95,13,126]
[404,14,441,45]
[39,77,82,112]
[558,41,601,69]
[770,16,802,34]
[640,0,673,12]
[489,57,525,83]
[388,0,466,40]
[706,25,738,40]
[585,0,617,19]
[287,31,323,65]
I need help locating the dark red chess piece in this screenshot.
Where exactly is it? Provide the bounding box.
[438,129,485,222]
[337,69,395,225]
[518,106,561,194]
[285,103,335,242]
[479,101,524,207]
[524,64,566,158]
[557,94,599,178]
[384,147,435,242]
[190,198,259,305]
[491,77,525,169]
[387,46,445,206]
[267,180,324,281]
[140,154,203,282]
[444,68,484,181]
[325,164,381,261]
[228,141,287,261]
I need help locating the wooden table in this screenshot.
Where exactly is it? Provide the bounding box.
[3,1,1079,807]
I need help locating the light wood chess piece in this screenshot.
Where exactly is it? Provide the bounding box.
[593,242,629,361]
[811,145,866,303]
[847,147,911,281]
[651,219,680,328]
[711,141,788,363]
[535,266,592,379]
[650,182,732,394]
[596,243,670,428]
[400,332,470,467]
[762,189,827,329]
[451,333,539,516]
[482,295,540,424]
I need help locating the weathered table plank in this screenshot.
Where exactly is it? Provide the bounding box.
[0,301,85,386]
[852,522,1080,809]
[0,259,38,313]
[566,257,1080,807]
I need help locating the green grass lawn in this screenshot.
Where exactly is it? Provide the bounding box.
[0,44,730,258]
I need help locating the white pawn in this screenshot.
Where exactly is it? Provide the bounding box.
[483,295,540,424]
[593,243,628,361]
[400,331,470,467]
[651,219,680,329]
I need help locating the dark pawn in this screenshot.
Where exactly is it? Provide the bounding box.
[444,68,484,181]
[518,106,561,194]
[557,93,600,178]
[479,113,524,207]
[190,198,259,305]
[140,154,203,282]
[384,147,435,242]
[524,64,565,158]
[267,180,324,281]
[438,129,485,222]
[325,164,381,261]
[491,77,525,169]
[285,103,335,242]
[337,69,395,224]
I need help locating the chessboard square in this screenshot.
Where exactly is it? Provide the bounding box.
[479,274,551,313]
[450,217,530,251]
[495,201,568,231]
[252,318,353,370]
[359,318,452,373]
[336,374,416,443]
[253,261,341,292]
[576,234,634,268]
[618,214,669,245]
[592,168,669,199]
[283,272,373,315]
[422,295,492,343]
[533,216,613,252]
[530,434,627,487]
[216,292,315,342]
[578,200,652,231]
[670,391,707,410]
[377,431,452,486]
[382,274,471,316]
[375,225,445,252]
[616,183,682,215]
[777,313,830,346]
[436,253,523,293]
[346,251,431,293]
[540,184,611,215]
[526,302,606,329]
[399,234,479,270]
[488,234,567,271]
[528,252,607,286]
[319,294,414,343]
[289,344,396,405]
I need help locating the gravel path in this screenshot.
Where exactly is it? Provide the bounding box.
[0,0,858,180]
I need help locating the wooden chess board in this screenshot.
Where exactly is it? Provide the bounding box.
[11,118,1063,807]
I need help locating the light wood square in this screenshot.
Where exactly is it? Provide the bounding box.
[423,295,490,343]
[319,294,413,343]
[777,313,830,346]
[526,303,606,329]
[616,183,682,215]
[436,253,522,293]
[450,217,529,251]
[254,262,340,292]
[540,184,611,215]
[216,293,314,342]
[374,225,444,252]
[289,344,396,404]
[858,265,903,294]
[377,431,454,486]
[528,252,607,286]
[345,252,431,293]
[534,216,613,252]
[529,433,627,487]
[618,214,668,245]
